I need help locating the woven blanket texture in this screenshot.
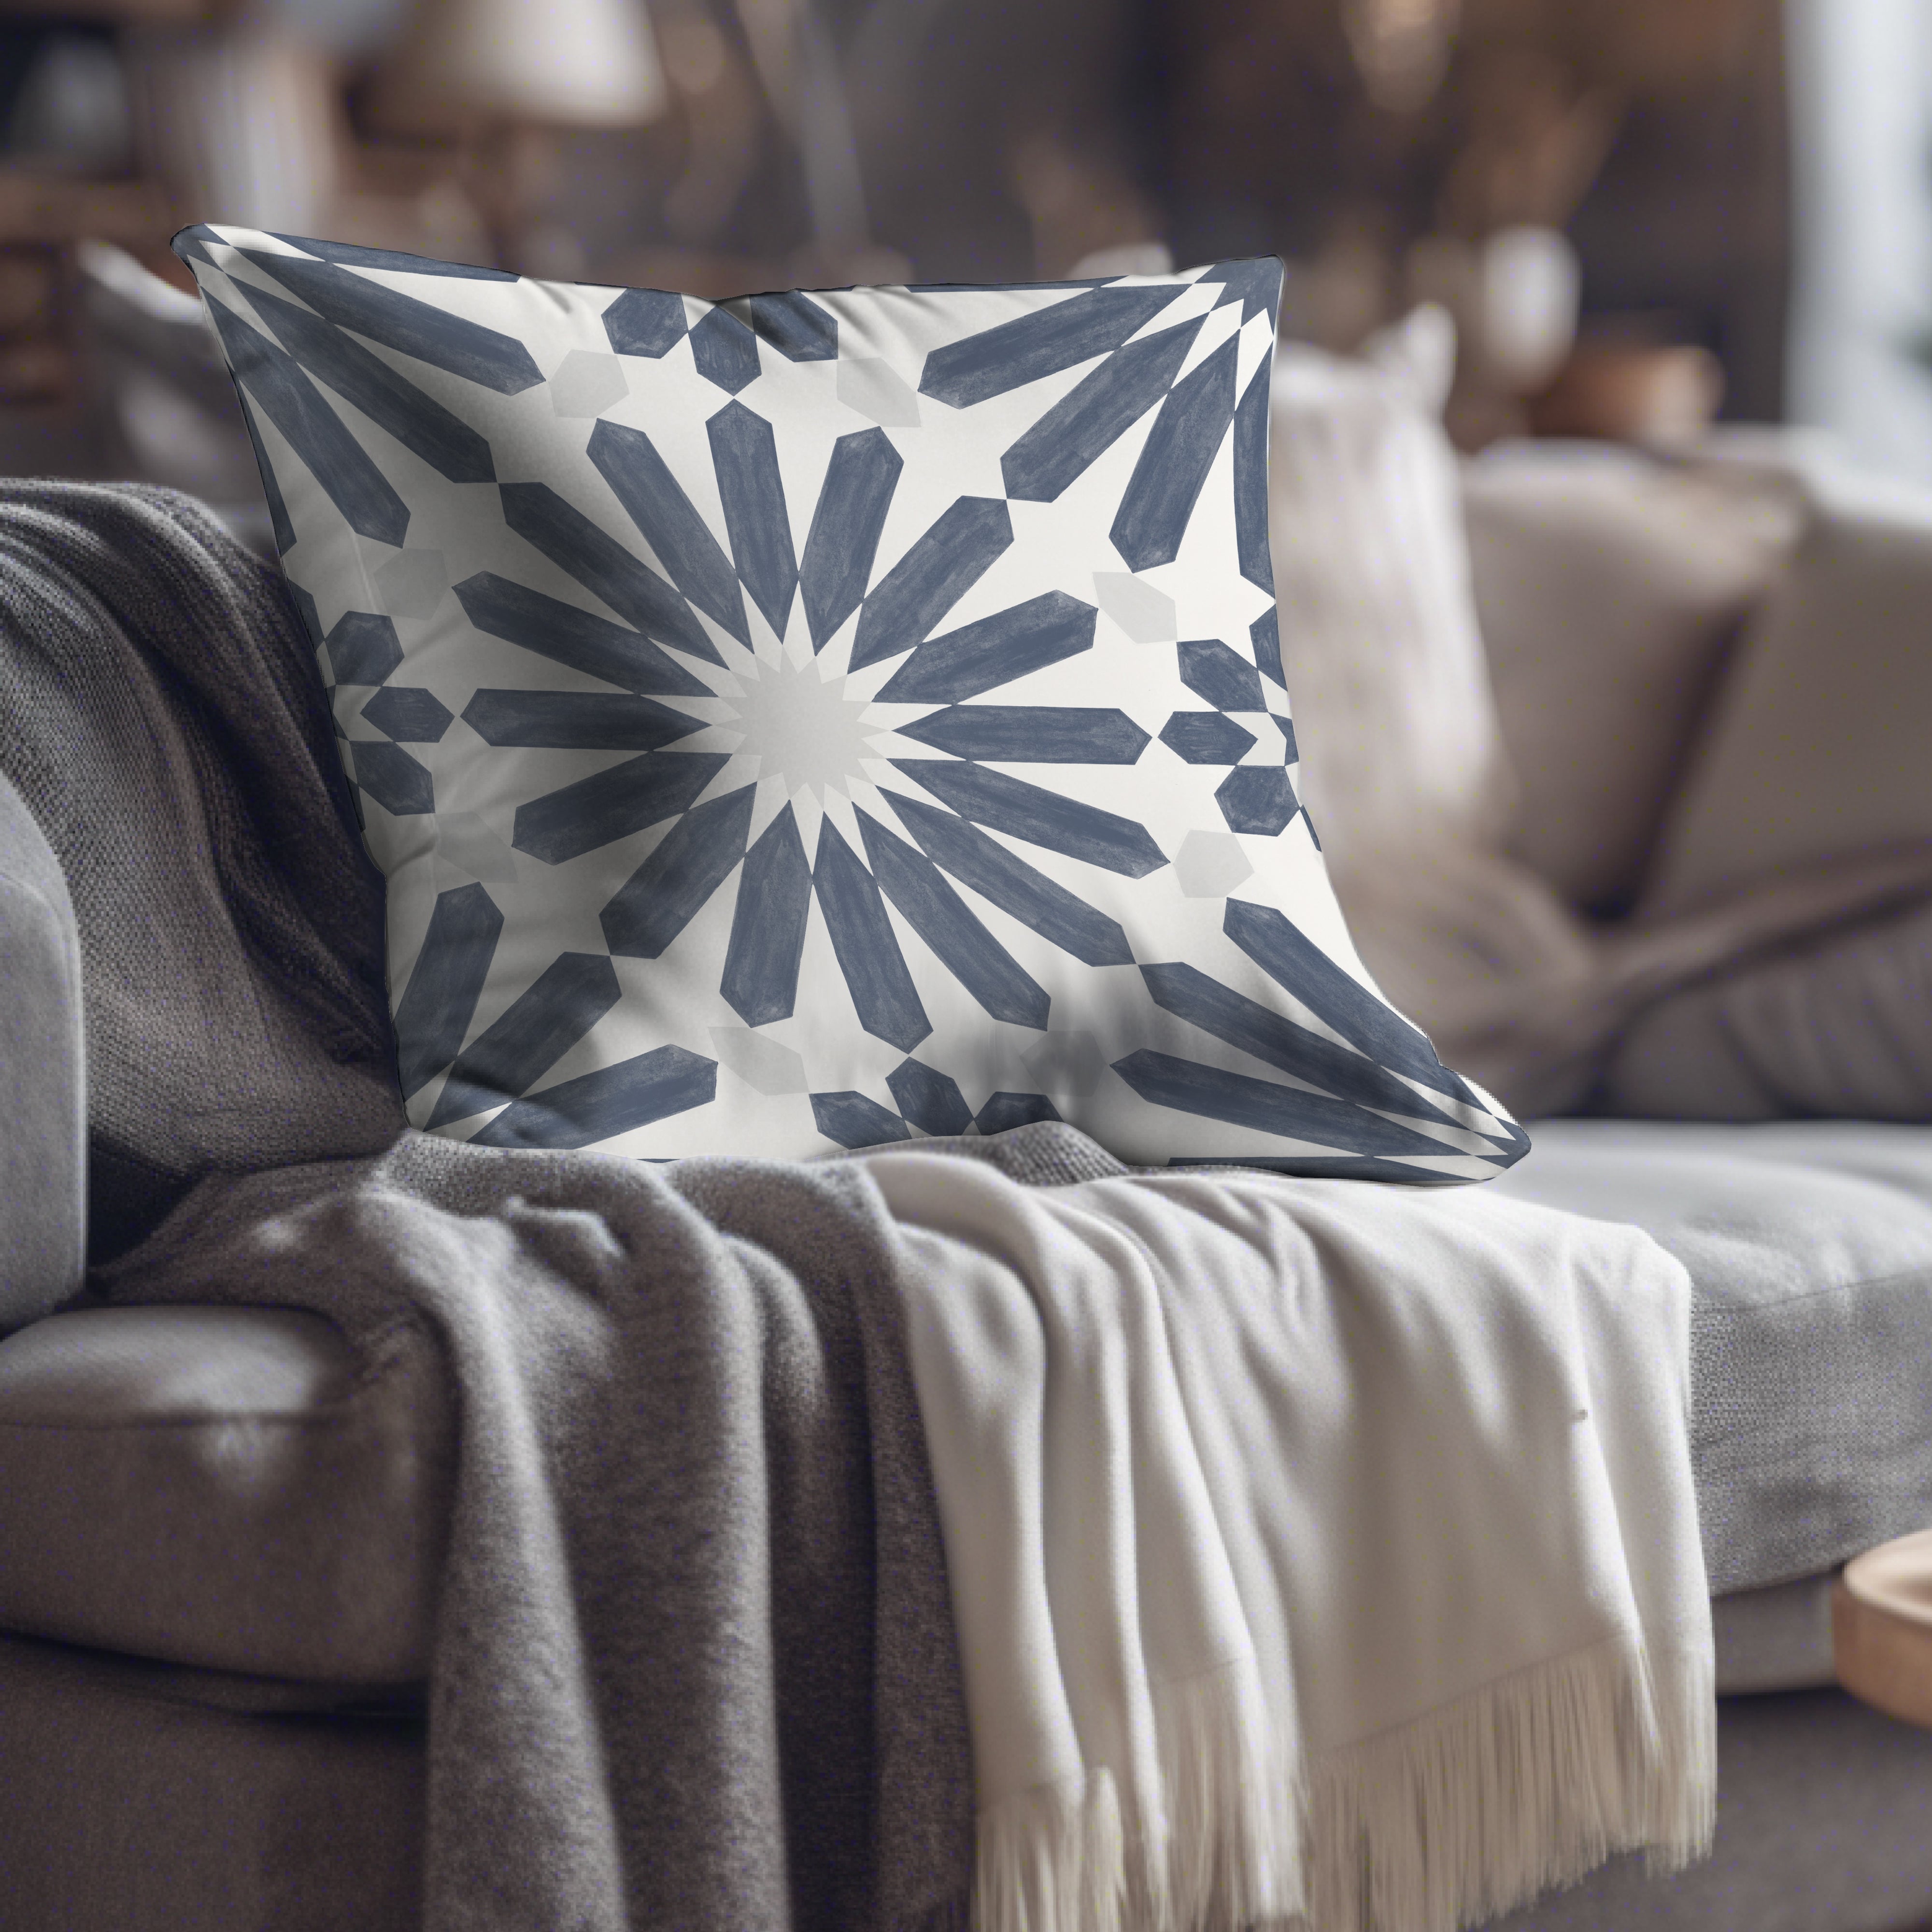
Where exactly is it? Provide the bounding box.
[0,481,979,1932]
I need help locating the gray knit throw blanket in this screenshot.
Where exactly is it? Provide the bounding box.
[0,480,1109,1930]
[0,481,404,1253]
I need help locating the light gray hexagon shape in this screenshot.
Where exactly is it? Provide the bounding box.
[374,548,449,619]
[1175,829,1253,899]
[837,357,921,427]
[1093,571,1176,642]
[434,809,519,885]
[1021,1029,1105,1099]
[550,348,630,419]
[709,1025,809,1095]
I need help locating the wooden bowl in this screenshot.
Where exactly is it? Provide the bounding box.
[1833,1529,1932,1728]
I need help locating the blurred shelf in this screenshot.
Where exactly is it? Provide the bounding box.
[0,170,172,246]
[0,171,177,403]
[0,1,216,21]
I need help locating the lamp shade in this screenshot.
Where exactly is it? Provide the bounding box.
[373,0,668,131]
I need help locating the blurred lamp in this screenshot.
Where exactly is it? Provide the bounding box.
[1477,225,1580,393]
[1343,0,1461,114]
[369,0,668,271]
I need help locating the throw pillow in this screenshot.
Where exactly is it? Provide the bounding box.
[176,223,1522,1176]
[1603,894,1932,1120]
[1638,459,1932,915]
[1462,443,1801,915]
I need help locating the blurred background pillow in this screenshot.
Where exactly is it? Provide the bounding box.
[1601,461,1932,1118]
[1637,462,1932,913]
[1463,442,1802,915]
[73,238,273,554]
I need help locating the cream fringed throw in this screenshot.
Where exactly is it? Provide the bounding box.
[867,1146,1716,1932]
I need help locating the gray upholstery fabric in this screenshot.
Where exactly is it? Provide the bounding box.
[11,1627,1925,1932]
[0,1628,424,1932]
[86,1129,1000,1932]
[0,1297,1843,1699]
[1604,893,1932,1120]
[1479,1686,1932,1932]
[0,767,84,1333]
[1492,1118,1932,1592]
[0,1304,449,1681]
[1711,1572,1837,1694]
[0,483,978,1932]
[0,1282,1844,1696]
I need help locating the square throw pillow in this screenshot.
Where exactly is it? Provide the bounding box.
[176,222,1523,1178]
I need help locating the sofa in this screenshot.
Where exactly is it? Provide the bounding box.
[6,427,1932,1932]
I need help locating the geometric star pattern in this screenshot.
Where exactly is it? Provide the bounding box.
[177,222,1525,1178]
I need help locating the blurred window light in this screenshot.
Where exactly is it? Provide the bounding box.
[1786,0,1932,482]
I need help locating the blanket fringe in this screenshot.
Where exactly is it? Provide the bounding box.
[1633,1625,1719,1877]
[1305,1625,1717,1932]
[973,1767,1127,1932]
[967,1632,1712,1932]
[969,1658,1307,1932]
[1150,1657,1307,1932]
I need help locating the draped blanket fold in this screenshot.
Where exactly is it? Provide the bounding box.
[90,1136,982,1932]
[868,1141,1716,1932]
[0,482,1716,1931]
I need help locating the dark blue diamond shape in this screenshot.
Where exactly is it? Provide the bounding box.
[746,290,838,361]
[811,1091,910,1150]
[976,1092,1062,1135]
[1161,711,1257,765]
[887,1060,974,1136]
[349,740,435,815]
[603,287,688,357]
[361,685,454,742]
[1177,638,1264,713]
[689,308,761,393]
[1251,608,1287,693]
[392,882,501,1095]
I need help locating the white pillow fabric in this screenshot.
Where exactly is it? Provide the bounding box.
[1268,305,1514,864]
[177,225,1521,1175]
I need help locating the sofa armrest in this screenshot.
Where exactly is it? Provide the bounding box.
[0,768,84,1335]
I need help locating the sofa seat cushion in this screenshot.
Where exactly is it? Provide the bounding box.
[1710,1571,1836,1693]
[7,1123,1924,1681]
[1492,1119,1932,1594]
[0,1304,450,1682]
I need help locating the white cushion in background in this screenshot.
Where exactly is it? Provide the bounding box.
[1462,443,1799,912]
[1641,461,1932,911]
